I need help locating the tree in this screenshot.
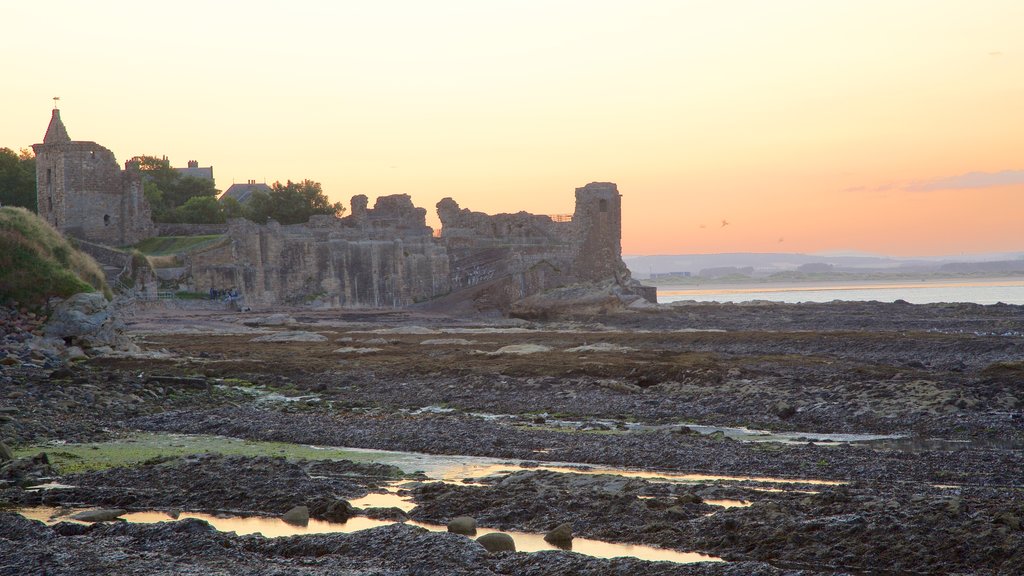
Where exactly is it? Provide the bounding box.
[220,196,245,220]
[171,196,224,224]
[244,179,345,225]
[133,155,218,221]
[0,148,37,211]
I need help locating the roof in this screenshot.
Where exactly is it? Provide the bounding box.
[221,182,272,205]
[43,109,71,144]
[175,166,215,182]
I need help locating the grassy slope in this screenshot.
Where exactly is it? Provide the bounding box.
[134,235,224,256]
[0,207,109,306]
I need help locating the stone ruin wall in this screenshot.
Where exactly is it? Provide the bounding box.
[34,139,154,247]
[186,194,450,307]
[184,182,638,309]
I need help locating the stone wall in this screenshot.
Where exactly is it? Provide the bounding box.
[185,197,450,307]
[183,183,650,310]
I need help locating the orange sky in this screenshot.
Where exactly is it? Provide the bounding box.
[4,1,1022,256]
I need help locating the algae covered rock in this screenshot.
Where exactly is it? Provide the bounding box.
[447,515,477,535]
[476,532,515,553]
[282,505,310,526]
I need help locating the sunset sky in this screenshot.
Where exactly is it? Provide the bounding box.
[5,1,1022,256]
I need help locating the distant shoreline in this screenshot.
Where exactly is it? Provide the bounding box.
[647,275,1024,294]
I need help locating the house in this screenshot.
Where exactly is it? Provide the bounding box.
[175,160,214,184]
[221,180,271,205]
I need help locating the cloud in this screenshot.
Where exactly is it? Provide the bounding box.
[905,170,1024,192]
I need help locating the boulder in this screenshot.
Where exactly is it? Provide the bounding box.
[543,523,573,546]
[70,509,126,523]
[364,507,409,521]
[447,515,477,535]
[322,499,356,523]
[44,292,129,351]
[476,532,515,553]
[282,505,310,526]
[0,441,12,462]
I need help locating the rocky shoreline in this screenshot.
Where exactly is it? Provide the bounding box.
[2,300,1022,574]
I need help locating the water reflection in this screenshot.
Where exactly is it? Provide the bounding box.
[349,490,416,512]
[19,507,722,565]
[450,463,844,486]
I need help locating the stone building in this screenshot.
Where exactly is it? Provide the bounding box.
[32,108,153,245]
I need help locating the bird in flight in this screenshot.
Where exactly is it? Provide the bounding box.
[721,219,730,228]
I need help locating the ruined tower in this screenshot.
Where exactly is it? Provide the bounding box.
[571,182,630,283]
[32,107,153,246]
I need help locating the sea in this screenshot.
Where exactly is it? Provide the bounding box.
[658,279,1024,305]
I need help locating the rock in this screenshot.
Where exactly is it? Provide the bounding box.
[0,356,19,366]
[0,440,12,462]
[65,346,87,361]
[282,505,310,526]
[476,532,515,553]
[364,507,409,521]
[447,515,477,535]
[775,401,796,419]
[49,366,74,379]
[322,499,356,522]
[44,292,129,350]
[251,332,327,343]
[677,492,703,504]
[167,509,181,519]
[487,344,552,356]
[70,509,126,523]
[543,522,573,546]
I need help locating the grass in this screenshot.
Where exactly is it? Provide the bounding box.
[0,207,109,306]
[13,432,404,475]
[133,235,224,256]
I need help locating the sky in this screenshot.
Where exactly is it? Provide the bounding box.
[4,0,1022,257]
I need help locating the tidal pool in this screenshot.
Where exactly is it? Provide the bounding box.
[18,507,723,565]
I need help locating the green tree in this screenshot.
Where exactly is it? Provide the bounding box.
[220,196,245,220]
[244,179,344,225]
[0,148,37,211]
[172,196,224,224]
[133,155,218,221]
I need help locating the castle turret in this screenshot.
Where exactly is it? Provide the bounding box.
[571,182,630,283]
[43,108,71,144]
[32,108,153,245]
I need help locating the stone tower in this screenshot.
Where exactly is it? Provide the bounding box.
[571,182,630,283]
[32,108,153,245]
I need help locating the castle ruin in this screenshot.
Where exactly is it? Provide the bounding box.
[32,108,153,245]
[34,110,653,311]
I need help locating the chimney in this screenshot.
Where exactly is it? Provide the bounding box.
[188,160,198,168]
